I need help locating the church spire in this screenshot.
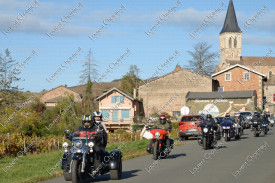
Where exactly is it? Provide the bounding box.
[220,0,241,34]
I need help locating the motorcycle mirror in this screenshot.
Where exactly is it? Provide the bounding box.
[64,129,69,133]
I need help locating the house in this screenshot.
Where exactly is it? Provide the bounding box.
[40,85,82,107]
[263,75,275,113]
[212,64,266,108]
[138,65,219,117]
[95,88,143,132]
[185,90,257,117]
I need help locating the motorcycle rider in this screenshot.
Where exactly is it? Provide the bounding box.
[146,115,172,153]
[221,113,233,126]
[66,114,107,173]
[198,114,219,139]
[262,111,270,125]
[91,111,108,148]
[233,112,244,134]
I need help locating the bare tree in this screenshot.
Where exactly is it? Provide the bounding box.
[79,49,98,113]
[79,49,98,85]
[185,42,218,76]
[0,49,21,90]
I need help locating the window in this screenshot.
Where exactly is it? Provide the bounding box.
[218,87,224,91]
[269,71,272,79]
[173,111,181,117]
[121,110,130,119]
[111,96,124,103]
[101,110,110,119]
[229,37,232,48]
[244,73,250,81]
[225,73,231,81]
[234,36,237,48]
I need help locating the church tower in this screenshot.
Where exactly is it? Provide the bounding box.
[219,0,242,70]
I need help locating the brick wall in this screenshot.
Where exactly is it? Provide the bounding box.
[213,67,263,107]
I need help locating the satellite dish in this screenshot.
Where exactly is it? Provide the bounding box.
[181,106,190,115]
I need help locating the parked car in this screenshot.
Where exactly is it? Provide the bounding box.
[269,114,274,127]
[240,111,253,129]
[178,115,204,140]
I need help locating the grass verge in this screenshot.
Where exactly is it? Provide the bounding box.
[0,138,184,183]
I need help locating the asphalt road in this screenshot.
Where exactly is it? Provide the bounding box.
[41,128,275,183]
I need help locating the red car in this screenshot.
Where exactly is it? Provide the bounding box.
[178,115,204,140]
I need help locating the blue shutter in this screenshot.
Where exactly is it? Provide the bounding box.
[120,96,124,103]
[111,96,116,103]
[121,110,130,119]
[101,110,110,119]
[112,110,118,122]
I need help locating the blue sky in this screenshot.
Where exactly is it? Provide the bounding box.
[0,0,274,92]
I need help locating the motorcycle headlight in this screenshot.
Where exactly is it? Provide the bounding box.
[74,140,82,149]
[203,128,208,133]
[155,132,161,139]
[63,142,68,148]
[88,142,94,148]
[254,122,258,124]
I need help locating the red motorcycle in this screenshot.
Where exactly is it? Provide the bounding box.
[148,128,173,160]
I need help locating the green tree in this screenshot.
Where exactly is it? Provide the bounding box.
[185,42,218,76]
[121,65,142,95]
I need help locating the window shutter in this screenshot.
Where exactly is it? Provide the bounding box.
[121,110,130,119]
[273,94,275,102]
[120,96,124,103]
[111,96,116,103]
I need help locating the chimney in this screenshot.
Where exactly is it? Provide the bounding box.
[215,65,219,73]
[133,88,137,99]
[175,64,181,71]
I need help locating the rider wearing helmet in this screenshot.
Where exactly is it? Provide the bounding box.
[152,115,172,132]
[251,111,262,123]
[67,114,106,172]
[221,113,233,127]
[146,114,173,153]
[199,114,216,127]
[91,111,108,147]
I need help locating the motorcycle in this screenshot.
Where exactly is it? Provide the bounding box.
[262,122,269,135]
[148,128,174,160]
[221,124,233,142]
[252,121,261,137]
[198,124,217,150]
[233,123,241,139]
[62,130,122,183]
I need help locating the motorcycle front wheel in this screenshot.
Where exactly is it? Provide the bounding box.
[203,137,208,150]
[153,142,159,160]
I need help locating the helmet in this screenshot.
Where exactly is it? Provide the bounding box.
[234,112,240,117]
[92,111,103,125]
[206,114,212,119]
[82,114,92,128]
[225,113,230,118]
[159,115,167,125]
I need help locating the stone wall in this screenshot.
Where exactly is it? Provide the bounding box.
[138,69,213,117]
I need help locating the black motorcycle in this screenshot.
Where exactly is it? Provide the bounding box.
[252,121,261,137]
[262,121,269,135]
[198,124,217,150]
[62,130,122,183]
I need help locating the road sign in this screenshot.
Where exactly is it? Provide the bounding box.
[181,106,190,115]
